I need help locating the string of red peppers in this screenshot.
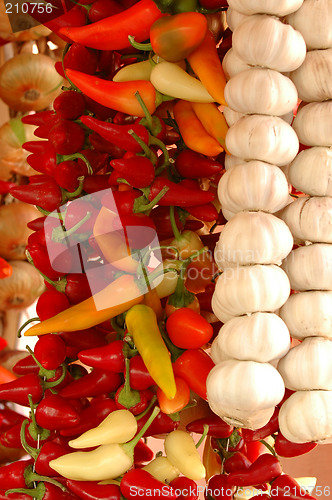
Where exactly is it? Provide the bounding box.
[1,0,319,498]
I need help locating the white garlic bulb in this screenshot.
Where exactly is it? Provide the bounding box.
[287,147,332,197]
[222,48,251,81]
[292,101,332,146]
[290,48,332,102]
[227,0,303,16]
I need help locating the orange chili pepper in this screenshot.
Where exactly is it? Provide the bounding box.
[187,30,227,106]
[157,376,190,414]
[0,366,17,384]
[191,102,229,152]
[173,100,224,157]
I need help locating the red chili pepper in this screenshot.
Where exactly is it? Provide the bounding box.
[186,203,219,222]
[107,189,142,216]
[63,42,99,75]
[270,474,317,499]
[205,474,234,500]
[59,0,163,50]
[134,438,154,465]
[227,454,282,487]
[21,110,56,127]
[24,439,72,477]
[88,0,123,22]
[59,368,121,399]
[78,149,109,174]
[149,177,214,207]
[175,149,223,179]
[0,407,26,432]
[223,452,252,474]
[78,340,126,372]
[35,393,81,431]
[66,479,121,500]
[27,148,58,177]
[166,307,213,349]
[8,482,81,500]
[88,131,126,157]
[0,490,31,500]
[60,397,116,437]
[0,419,53,450]
[34,116,63,139]
[150,205,184,240]
[49,120,86,155]
[55,161,87,192]
[26,244,65,280]
[82,175,112,193]
[10,180,63,212]
[120,469,177,500]
[34,335,67,371]
[242,441,267,463]
[110,156,155,188]
[136,407,179,437]
[0,180,16,194]
[128,355,156,390]
[170,477,198,500]
[82,115,150,153]
[217,28,232,61]
[274,432,317,458]
[186,414,233,439]
[36,290,71,321]
[53,91,86,120]
[27,216,46,231]
[0,459,34,490]
[42,7,87,41]
[59,328,108,352]
[173,348,214,400]
[242,408,280,442]
[13,355,39,376]
[0,373,43,406]
[0,256,12,279]
[115,386,152,415]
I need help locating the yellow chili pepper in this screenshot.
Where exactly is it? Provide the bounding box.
[173,100,224,157]
[150,62,214,103]
[187,30,227,105]
[165,430,206,481]
[113,57,186,82]
[68,409,137,449]
[203,436,222,481]
[50,407,160,481]
[143,456,180,483]
[125,304,176,399]
[191,102,229,152]
[24,274,144,336]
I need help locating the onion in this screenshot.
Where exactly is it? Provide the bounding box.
[0,260,44,310]
[0,118,40,180]
[0,53,63,112]
[0,203,39,260]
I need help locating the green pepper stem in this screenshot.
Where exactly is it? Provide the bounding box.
[169,206,181,241]
[117,358,141,408]
[59,152,93,175]
[134,186,169,213]
[135,91,153,131]
[260,439,278,457]
[149,136,170,174]
[26,345,56,380]
[20,419,39,459]
[122,406,160,457]
[195,424,209,449]
[43,363,67,389]
[128,35,152,51]
[128,130,157,165]
[52,212,92,243]
[135,395,157,421]
[26,249,67,293]
[17,317,40,338]
[63,176,85,200]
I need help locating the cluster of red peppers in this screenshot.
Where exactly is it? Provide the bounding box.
[0,0,320,498]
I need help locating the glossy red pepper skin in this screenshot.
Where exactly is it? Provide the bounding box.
[0,373,43,406]
[34,335,67,371]
[89,131,126,157]
[0,489,31,500]
[173,348,214,400]
[27,243,67,280]
[270,474,317,499]
[59,0,164,50]
[49,120,86,155]
[185,203,219,222]
[223,452,252,474]
[274,432,317,458]
[0,459,33,490]
[53,91,86,120]
[63,42,99,75]
[134,438,154,465]
[227,454,282,487]
[21,111,56,127]
[0,420,53,449]
[36,290,71,321]
[66,479,121,500]
[0,180,16,194]
[136,407,179,437]
[149,177,214,207]
[150,205,184,240]
[0,407,26,432]
[128,355,156,390]
[27,147,57,176]
[175,149,223,179]
[121,469,177,500]
[34,440,72,476]
[35,394,80,430]
[110,156,155,188]
[59,328,108,351]
[186,414,233,438]
[59,368,121,399]
[88,0,123,22]
[55,161,87,192]
[115,386,152,415]
[59,397,116,437]
[242,408,280,442]
[83,174,111,193]
[170,477,198,500]
[108,189,142,215]
[13,355,40,376]
[42,6,87,41]
[82,115,150,153]
[10,180,63,212]
[78,340,125,372]
[205,474,234,500]
[27,216,46,231]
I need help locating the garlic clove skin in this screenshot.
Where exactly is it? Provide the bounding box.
[287,146,332,197]
[285,0,332,50]
[214,211,294,268]
[227,0,304,17]
[211,312,291,363]
[280,290,332,340]
[218,161,290,214]
[292,101,332,146]
[279,196,332,243]
[289,48,332,102]
[224,154,246,170]
[223,106,245,127]
[226,7,249,31]
[206,360,285,429]
[232,15,306,72]
[212,264,291,323]
[278,337,332,391]
[224,68,298,116]
[222,48,251,81]
[225,115,299,166]
[281,243,332,291]
[278,390,332,444]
